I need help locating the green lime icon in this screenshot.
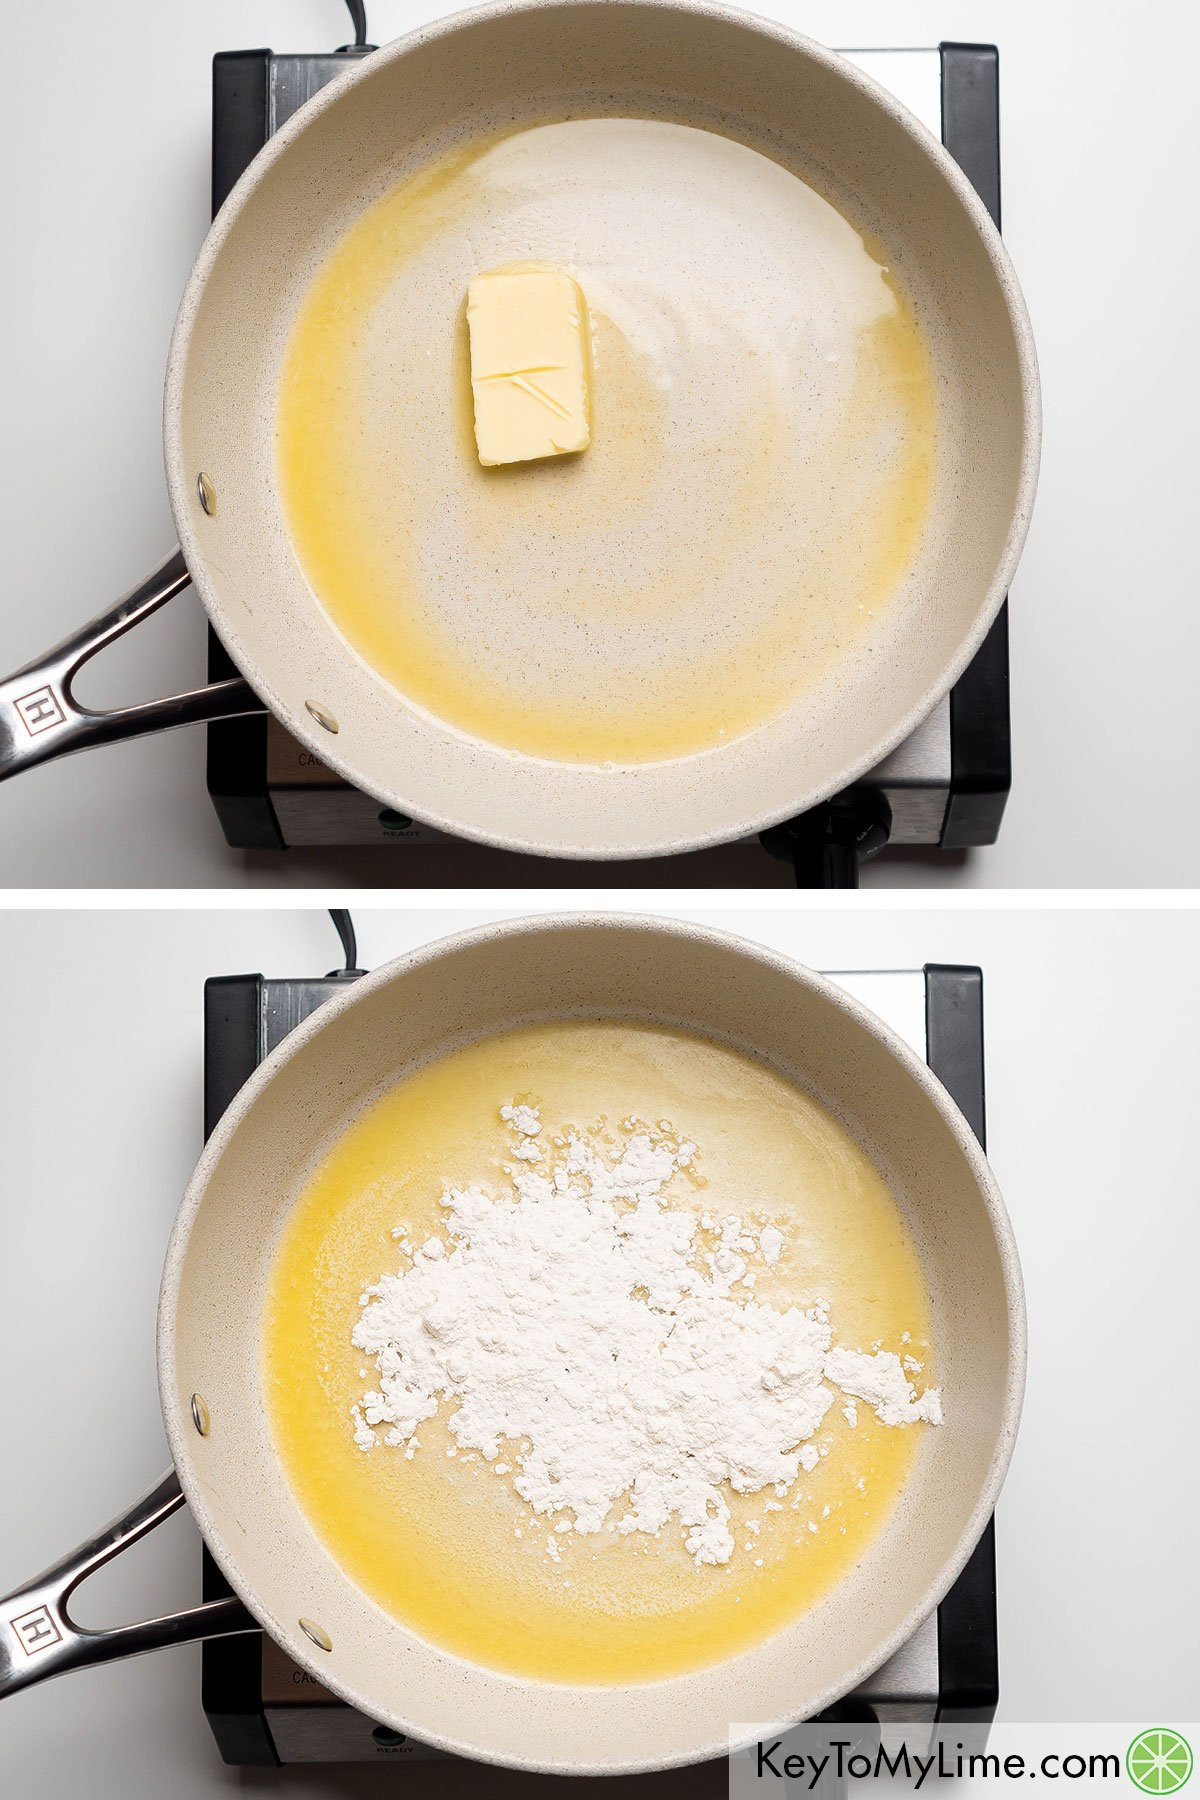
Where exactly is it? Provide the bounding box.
[1128,1730,1193,1794]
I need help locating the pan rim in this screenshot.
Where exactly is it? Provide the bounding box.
[157,912,1027,1774]
[163,0,1042,862]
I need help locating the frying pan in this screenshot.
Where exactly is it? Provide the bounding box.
[0,0,1039,859]
[0,916,1025,1773]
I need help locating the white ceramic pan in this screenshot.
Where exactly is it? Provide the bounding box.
[0,0,1039,858]
[0,916,1025,1773]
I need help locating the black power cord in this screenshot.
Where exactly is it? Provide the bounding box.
[327,908,366,978]
[339,0,373,49]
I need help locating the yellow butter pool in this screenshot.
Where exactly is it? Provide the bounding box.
[276,118,937,765]
[264,1021,935,1682]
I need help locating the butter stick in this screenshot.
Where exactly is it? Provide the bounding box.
[466,265,591,467]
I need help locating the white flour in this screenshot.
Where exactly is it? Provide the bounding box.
[825,1348,943,1427]
[351,1104,941,1567]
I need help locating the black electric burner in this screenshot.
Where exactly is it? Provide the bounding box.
[205,42,1010,886]
[200,961,999,1782]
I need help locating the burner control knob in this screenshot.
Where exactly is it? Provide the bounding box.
[371,1725,407,1748]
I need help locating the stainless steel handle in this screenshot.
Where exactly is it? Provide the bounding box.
[0,549,266,781]
[0,1470,259,1699]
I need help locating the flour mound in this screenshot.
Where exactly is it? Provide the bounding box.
[825,1348,944,1426]
[351,1105,941,1567]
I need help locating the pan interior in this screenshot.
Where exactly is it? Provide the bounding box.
[275,116,937,766]
[262,1015,938,1683]
[164,923,1021,1773]
[172,3,1033,855]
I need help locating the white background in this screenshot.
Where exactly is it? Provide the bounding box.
[1,0,1197,889]
[0,903,1196,1796]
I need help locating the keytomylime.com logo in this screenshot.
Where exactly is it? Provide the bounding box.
[1127,1731,1193,1794]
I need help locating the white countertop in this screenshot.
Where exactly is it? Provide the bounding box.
[1,0,1198,888]
[1,904,1196,1794]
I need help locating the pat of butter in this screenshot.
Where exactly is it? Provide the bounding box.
[466,266,591,467]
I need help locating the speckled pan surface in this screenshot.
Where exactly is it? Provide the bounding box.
[158,916,1026,1774]
[164,0,1039,859]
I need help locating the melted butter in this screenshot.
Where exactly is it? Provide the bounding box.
[264,1022,934,1683]
[276,119,937,765]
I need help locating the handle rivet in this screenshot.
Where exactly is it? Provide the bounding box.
[304,700,339,734]
[299,1618,333,1652]
[190,1393,211,1437]
[196,472,216,517]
